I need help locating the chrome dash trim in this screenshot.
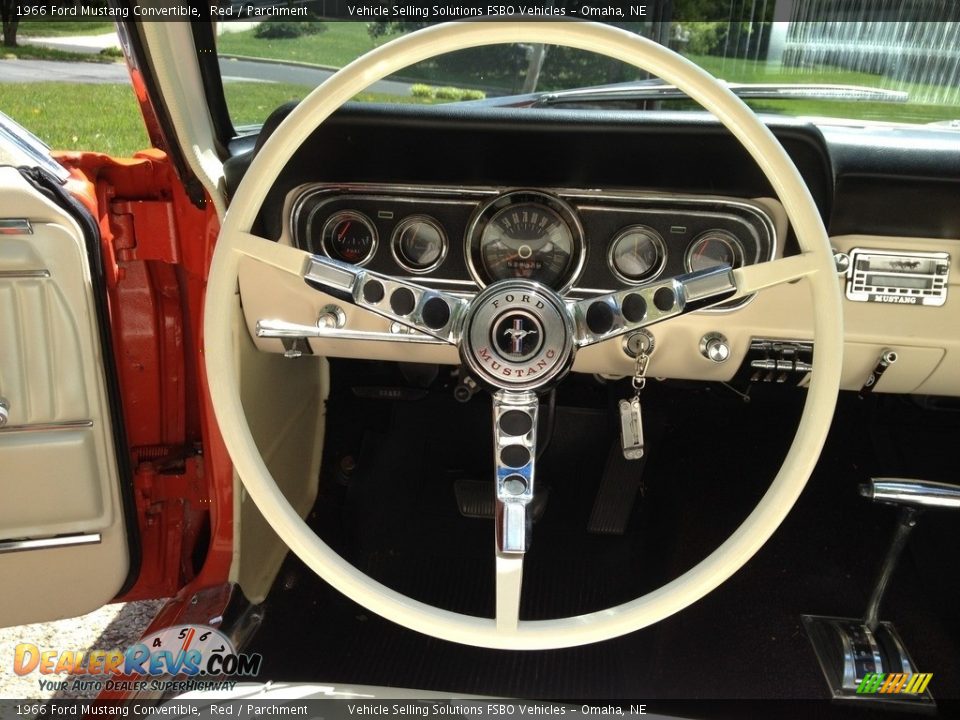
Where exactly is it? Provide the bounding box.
[0,419,93,434]
[0,533,101,554]
[287,183,778,312]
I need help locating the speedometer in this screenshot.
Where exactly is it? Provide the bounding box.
[467,191,584,291]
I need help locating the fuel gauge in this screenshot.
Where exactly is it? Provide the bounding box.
[321,211,378,265]
[608,225,666,283]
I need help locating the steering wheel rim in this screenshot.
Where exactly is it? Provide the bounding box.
[205,20,842,650]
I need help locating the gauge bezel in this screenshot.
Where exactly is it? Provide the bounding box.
[465,190,586,293]
[607,224,668,285]
[319,210,378,266]
[390,214,449,274]
[684,229,745,274]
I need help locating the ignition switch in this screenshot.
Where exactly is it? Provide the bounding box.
[622,329,655,358]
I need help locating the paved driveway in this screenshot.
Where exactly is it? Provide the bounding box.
[0,57,413,96]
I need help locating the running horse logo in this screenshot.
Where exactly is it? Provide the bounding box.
[503,319,538,355]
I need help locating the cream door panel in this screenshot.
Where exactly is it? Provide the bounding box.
[0,167,129,627]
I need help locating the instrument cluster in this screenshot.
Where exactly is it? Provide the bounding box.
[291,185,776,307]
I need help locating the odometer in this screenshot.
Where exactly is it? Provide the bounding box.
[468,191,583,291]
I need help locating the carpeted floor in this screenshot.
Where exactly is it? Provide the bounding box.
[246,360,960,717]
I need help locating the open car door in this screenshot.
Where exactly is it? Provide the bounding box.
[0,115,136,628]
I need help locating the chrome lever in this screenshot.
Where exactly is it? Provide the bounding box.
[255,318,448,345]
[862,478,960,510]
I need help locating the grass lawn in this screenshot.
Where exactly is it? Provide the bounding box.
[224,81,435,128]
[17,21,115,37]
[1,44,114,62]
[0,81,431,157]
[0,82,149,156]
[216,23,395,68]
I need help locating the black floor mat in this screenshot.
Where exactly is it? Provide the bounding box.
[246,363,960,715]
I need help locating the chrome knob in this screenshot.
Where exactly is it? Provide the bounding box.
[0,398,8,428]
[317,304,346,329]
[833,250,852,275]
[700,333,730,363]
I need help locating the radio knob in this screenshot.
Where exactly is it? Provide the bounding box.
[833,250,851,275]
[0,398,8,428]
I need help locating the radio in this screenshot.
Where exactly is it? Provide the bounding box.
[845,248,950,306]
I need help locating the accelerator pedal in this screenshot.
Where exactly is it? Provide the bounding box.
[587,440,646,535]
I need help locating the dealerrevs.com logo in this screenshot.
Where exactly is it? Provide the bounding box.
[12,624,262,694]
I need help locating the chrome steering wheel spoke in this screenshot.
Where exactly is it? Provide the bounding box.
[492,390,539,631]
[492,390,539,555]
[572,265,737,347]
[303,253,468,344]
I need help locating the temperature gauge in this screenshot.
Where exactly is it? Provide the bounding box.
[321,210,378,265]
[608,225,666,283]
[392,215,447,272]
[685,230,744,273]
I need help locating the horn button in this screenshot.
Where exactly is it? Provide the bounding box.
[461,281,575,391]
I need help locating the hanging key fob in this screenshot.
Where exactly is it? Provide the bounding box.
[619,396,645,460]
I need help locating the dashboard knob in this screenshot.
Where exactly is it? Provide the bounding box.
[833,249,852,275]
[700,333,730,363]
[0,398,8,428]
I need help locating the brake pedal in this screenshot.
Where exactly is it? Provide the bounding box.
[455,479,548,521]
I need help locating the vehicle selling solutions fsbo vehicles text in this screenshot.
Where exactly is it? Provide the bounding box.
[345,5,648,18]
[345,706,646,716]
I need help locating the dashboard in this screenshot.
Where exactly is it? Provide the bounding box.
[289,184,776,307]
[228,104,960,398]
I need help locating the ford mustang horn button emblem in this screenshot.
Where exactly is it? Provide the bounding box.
[462,283,573,389]
[494,312,543,360]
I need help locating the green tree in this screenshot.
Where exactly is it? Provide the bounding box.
[1,0,23,47]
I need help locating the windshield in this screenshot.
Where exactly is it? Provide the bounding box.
[215,2,960,130]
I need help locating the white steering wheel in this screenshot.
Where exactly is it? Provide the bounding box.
[204,21,842,650]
